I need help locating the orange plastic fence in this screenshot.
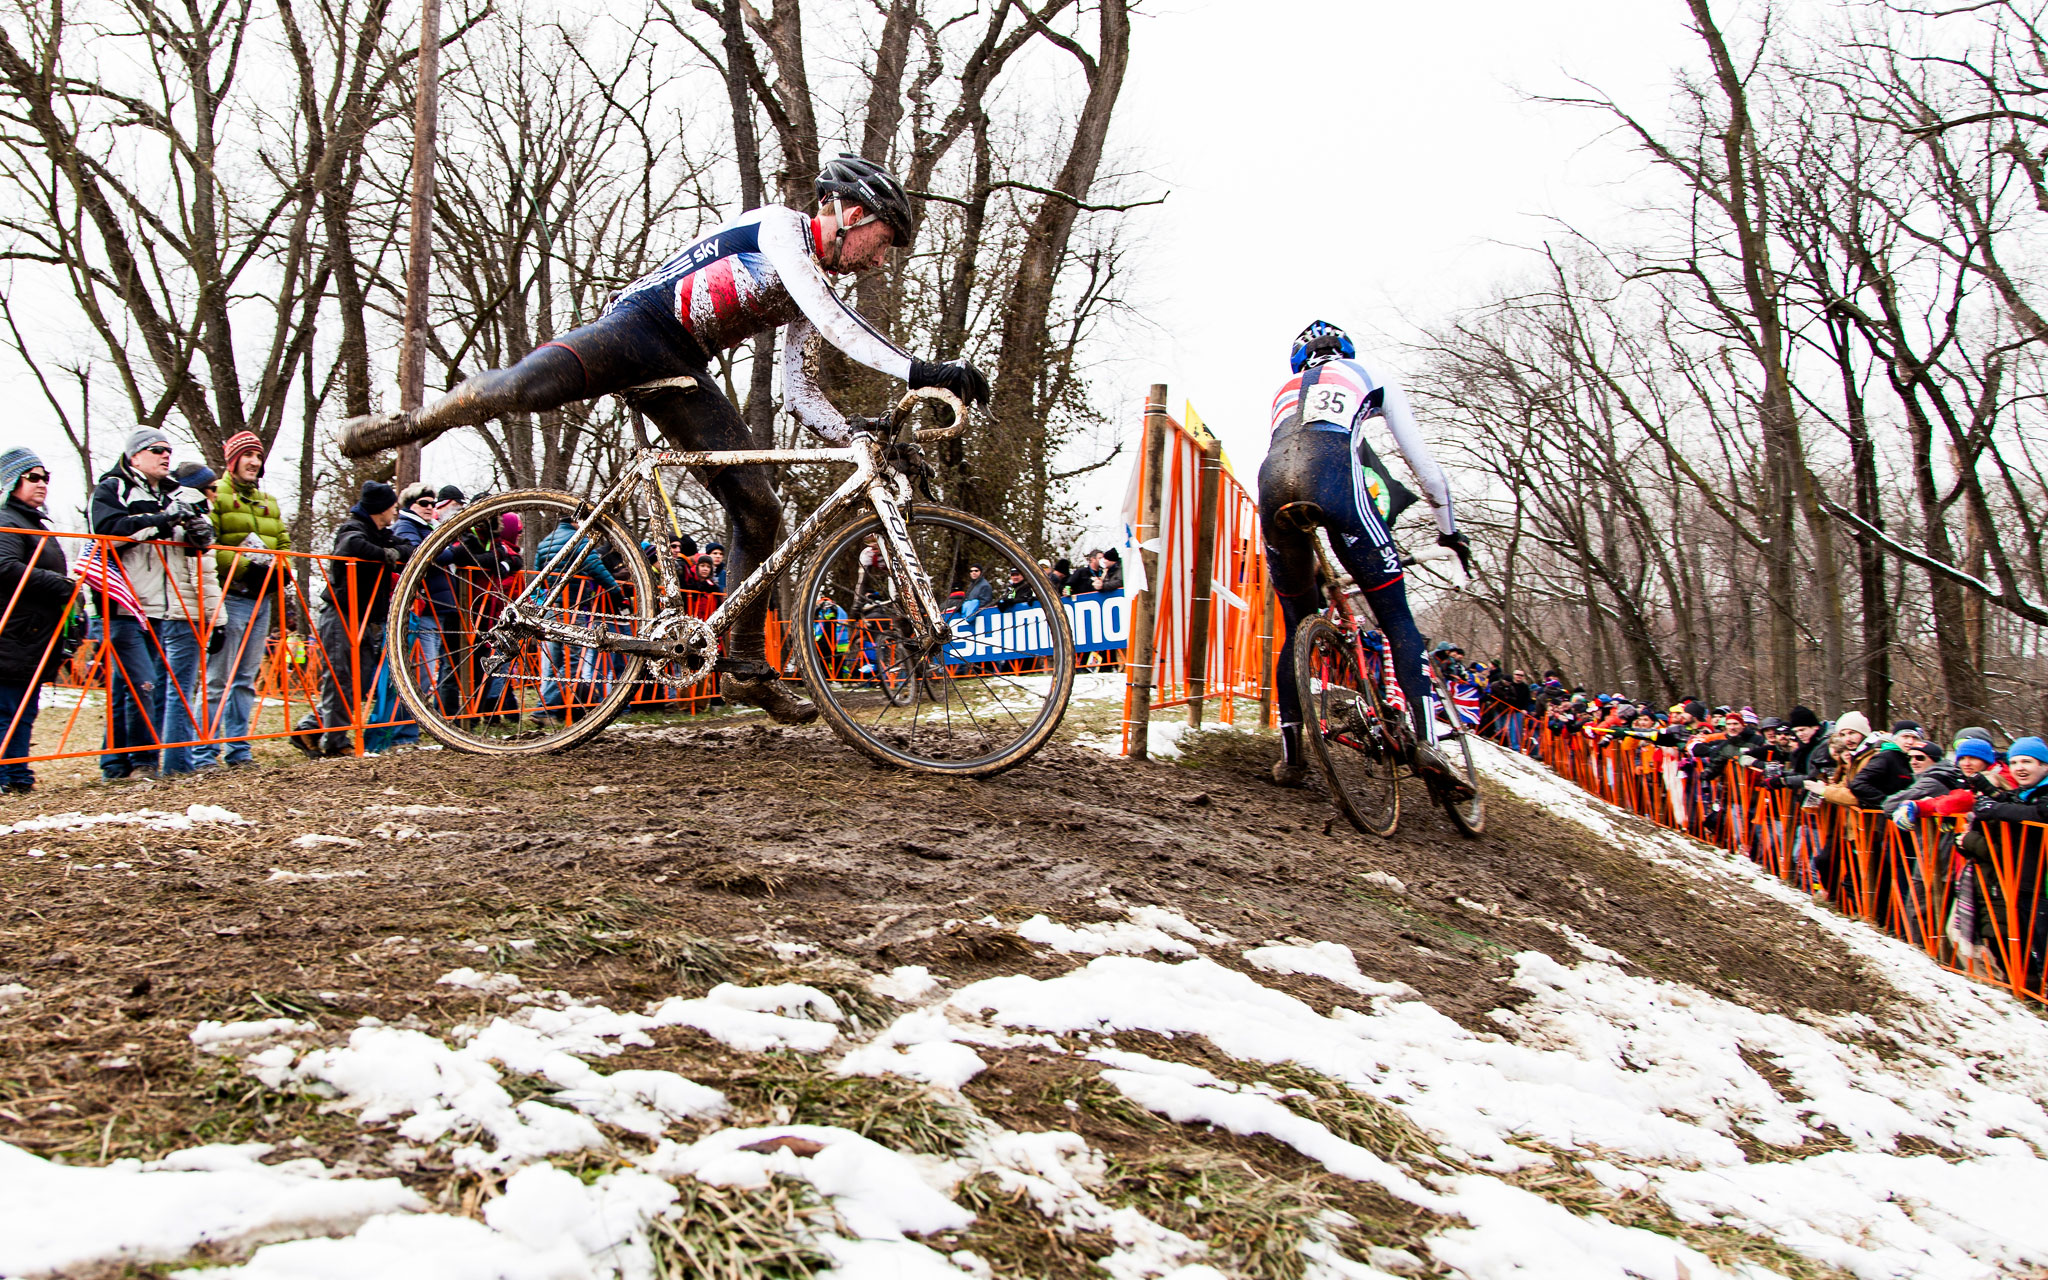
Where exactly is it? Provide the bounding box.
[1120,410,1274,750]
[0,528,743,771]
[1483,717,2048,1004]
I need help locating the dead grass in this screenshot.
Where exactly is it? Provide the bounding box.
[647,1177,834,1280]
[1502,1144,1856,1280]
[941,1175,1117,1280]
[709,1051,973,1156]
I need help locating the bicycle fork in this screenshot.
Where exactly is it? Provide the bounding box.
[866,478,950,648]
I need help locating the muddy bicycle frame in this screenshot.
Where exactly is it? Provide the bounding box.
[499,386,966,666]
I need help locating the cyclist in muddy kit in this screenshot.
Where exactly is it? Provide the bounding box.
[1259,320,1474,793]
[338,154,989,725]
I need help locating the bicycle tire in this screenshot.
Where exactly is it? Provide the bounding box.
[386,490,654,755]
[1427,662,1487,837]
[1293,615,1400,837]
[794,505,1074,776]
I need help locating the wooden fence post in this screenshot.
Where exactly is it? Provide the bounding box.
[1184,434,1224,727]
[1124,385,1170,760]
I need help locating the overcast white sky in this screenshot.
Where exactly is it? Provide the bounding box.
[1090,0,1700,510]
[10,0,1707,529]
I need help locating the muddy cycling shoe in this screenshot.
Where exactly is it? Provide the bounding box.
[1269,757,1309,788]
[1413,743,1476,802]
[338,409,432,459]
[722,676,820,726]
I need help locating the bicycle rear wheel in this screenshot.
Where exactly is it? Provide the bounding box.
[387,491,654,754]
[1294,615,1400,837]
[1426,662,1486,836]
[794,505,1074,776]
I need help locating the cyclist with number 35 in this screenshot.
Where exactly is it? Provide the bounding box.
[1258,320,1474,794]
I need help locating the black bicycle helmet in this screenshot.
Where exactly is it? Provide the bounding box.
[815,153,916,244]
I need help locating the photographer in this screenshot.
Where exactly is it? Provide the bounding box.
[89,428,220,778]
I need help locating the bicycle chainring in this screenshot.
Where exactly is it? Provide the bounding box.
[646,612,719,688]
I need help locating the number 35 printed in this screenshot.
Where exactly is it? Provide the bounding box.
[1302,384,1355,426]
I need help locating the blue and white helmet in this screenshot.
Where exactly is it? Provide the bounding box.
[1290,320,1355,373]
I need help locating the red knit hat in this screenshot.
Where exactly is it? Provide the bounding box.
[223,431,264,471]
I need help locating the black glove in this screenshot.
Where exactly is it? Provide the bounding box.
[386,543,413,566]
[183,515,215,549]
[909,359,990,407]
[208,627,226,655]
[1973,796,2003,820]
[1438,530,1473,576]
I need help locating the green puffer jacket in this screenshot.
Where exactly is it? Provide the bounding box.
[211,476,292,593]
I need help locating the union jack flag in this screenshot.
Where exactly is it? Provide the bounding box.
[1451,680,1483,727]
[75,539,142,618]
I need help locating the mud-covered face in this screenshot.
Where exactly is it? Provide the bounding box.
[819,202,897,273]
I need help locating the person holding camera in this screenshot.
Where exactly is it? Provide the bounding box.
[88,428,220,779]
[294,481,409,756]
[0,449,80,794]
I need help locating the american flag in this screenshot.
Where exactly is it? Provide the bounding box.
[76,539,142,617]
[1451,680,1483,727]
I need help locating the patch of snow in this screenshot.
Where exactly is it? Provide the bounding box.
[0,1141,420,1277]
[289,834,363,849]
[869,964,942,1002]
[359,803,501,816]
[190,1018,318,1049]
[1360,870,1408,895]
[435,968,523,995]
[1015,914,1198,957]
[267,867,369,883]
[1242,941,1416,999]
[3,803,249,835]
[644,1123,970,1240]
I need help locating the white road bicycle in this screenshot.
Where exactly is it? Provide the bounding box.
[384,386,1075,776]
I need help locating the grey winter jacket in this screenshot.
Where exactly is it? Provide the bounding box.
[88,462,219,625]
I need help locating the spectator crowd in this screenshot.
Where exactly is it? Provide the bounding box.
[0,434,1141,794]
[1431,642,2048,992]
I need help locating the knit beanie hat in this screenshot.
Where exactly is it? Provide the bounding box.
[123,425,172,459]
[436,484,466,505]
[1956,738,1997,765]
[2008,736,2048,765]
[498,512,522,539]
[222,431,264,472]
[1787,705,1821,729]
[171,461,217,492]
[0,446,43,492]
[1956,726,1994,745]
[354,480,398,516]
[1833,710,1873,738]
[399,481,436,510]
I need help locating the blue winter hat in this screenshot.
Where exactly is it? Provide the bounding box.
[0,446,43,492]
[2008,736,2048,765]
[1955,738,1996,765]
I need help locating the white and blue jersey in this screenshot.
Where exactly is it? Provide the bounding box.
[1268,357,1456,537]
[608,206,913,442]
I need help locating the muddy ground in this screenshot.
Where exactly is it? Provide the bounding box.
[0,701,1890,1184]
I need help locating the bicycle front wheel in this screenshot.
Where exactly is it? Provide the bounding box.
[387,490,654,755]
[794,506,1074,776]
[1294,615,1400,837]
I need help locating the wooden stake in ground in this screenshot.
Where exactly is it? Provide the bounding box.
[1124,384,1169,760]
[395,0,443,490]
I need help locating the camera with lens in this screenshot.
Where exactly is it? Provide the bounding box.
[166,497,215,550]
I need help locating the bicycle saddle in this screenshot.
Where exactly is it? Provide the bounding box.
[1272,500,1325,532]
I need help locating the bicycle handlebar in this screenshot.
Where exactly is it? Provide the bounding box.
[896,386,970,442]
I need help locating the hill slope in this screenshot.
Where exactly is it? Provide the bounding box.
[1,717,2044,1278]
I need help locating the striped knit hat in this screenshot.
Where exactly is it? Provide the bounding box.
[0,446,42,492]
[223,430,264,472]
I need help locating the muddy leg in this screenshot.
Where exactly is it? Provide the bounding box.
[413,346,589,435]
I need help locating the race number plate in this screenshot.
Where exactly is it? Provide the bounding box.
[1302,382,1357,427]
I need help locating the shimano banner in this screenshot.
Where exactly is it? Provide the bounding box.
[945,588,1129,662]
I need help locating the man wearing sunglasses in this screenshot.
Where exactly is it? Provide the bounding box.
[88,427,220,778]
[336,154,987,725]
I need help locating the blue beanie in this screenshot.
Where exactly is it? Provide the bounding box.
[0,447,42,492]
[2008,736,2048,765]
[1956,738,1997,765]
